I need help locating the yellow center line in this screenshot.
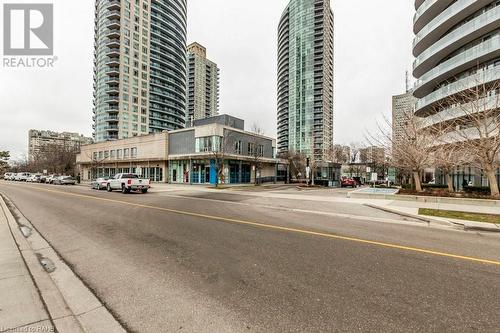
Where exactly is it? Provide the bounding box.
[5,184,500,267]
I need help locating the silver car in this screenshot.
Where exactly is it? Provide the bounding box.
[47,175,60,184]
[91,177,109,190]
[54,176,76,185]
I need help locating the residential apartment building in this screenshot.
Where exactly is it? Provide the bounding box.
[392,91,417,149]
[186,42,220,124]
[277,0,334,162]
[77,115,281,185]
[93,0,187,142]
[28,130,93,161]
[412,0,500,189]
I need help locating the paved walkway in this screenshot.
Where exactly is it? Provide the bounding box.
[0,200,54,332]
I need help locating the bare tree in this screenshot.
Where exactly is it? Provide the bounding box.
[329,145,350,164]
[279,150,306,183]
[0,151,10,174]
[369,113,437,192]
[85,150,108,180]
[207,129,236,187]
[432,143,464,192]
[29,143,80,175]
[431,77,500,197]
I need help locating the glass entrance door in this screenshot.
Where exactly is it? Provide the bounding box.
[205,166,210,183]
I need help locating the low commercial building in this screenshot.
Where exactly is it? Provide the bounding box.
[77,115,284,185]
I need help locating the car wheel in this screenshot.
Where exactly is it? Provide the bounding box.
[121,185,128,194]
[141,189,148,194]
[107,184,112,192]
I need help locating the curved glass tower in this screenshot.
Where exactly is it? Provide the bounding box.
[413,0,500,189]
[277,0,334,162]
[413,0,500,119]
[93,0,187,142]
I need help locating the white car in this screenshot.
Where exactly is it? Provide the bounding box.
[15,172,31,181]
[27,174,42,182]
[3,172,13,180]
[46,175,60,184]
[91,177,110,190]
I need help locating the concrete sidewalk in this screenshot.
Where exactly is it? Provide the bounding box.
[0,198,54,332]
[0,194,126,333]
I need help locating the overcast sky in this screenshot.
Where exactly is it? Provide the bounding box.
[0,0,415,159]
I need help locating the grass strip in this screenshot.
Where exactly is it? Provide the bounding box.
[419,208,500,224]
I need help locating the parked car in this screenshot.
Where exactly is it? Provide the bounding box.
[39,175,48,183]
[3,172,13,180]
[91,177,109,190]
[341,178,357,188]
[106,173,150,194]
[54,176,76,185]
[46,174,60,184]
[15,172,31,181]
[27,174,41,182]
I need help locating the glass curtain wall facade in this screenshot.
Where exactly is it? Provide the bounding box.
[93,0,187,142]
[277,0,334,162]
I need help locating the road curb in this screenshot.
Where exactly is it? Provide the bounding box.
[364,203,500,233]
[448,221,500,233]
[0,193,126,333]
[363,204,454,227]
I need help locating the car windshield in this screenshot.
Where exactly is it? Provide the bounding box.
[122,174,138,179]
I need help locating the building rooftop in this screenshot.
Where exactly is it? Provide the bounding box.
[189,114,245,131]
[187,42,207,58]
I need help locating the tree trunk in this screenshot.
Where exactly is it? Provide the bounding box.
[485,168,500,198]
[446,173,454,192]
[254,165,258,185]
[413,171,423,192]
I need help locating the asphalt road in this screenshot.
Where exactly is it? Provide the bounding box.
[1,181,499,333]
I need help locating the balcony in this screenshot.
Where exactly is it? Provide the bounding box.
[105,38,120,47]
[106,19,120,29]
[415,65,500,114]
[106,10,120,20]
[106,28,120,38]
[413,0,481,56]
[413,0,455,34]
[414,34,500,98]
[414,6,500,77]
[107,0,120,11]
